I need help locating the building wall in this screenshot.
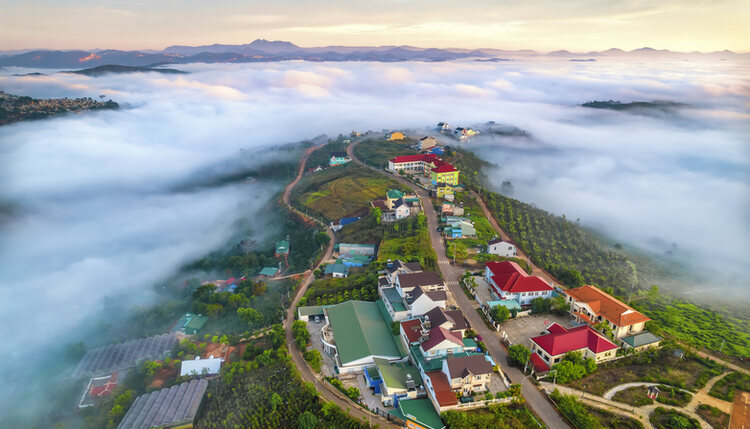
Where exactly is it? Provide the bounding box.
[487,242,516,257]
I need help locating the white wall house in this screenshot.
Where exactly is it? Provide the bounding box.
[484,261,553,306]
[486,238,517,258]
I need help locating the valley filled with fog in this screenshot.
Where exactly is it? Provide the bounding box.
[0,57,748,419]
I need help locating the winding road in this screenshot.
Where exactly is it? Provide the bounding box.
[347,141,570,428]
[281,143,399,429]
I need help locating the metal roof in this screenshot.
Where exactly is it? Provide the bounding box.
[117,379,208,429]
[325,301,401,365]
[621,331,661,348]
[73,332,178,379]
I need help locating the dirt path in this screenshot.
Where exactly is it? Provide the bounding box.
[686,372,733,414]
[348,140,571,429]
[604,382,692,400]
[282,142,399,429]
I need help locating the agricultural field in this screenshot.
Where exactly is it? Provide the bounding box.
[695,404,729,429]
[352,137,419,169]
[293,163,404,221]
[301,266,380,306]
[567,345,724,395]
[709,371,750,402]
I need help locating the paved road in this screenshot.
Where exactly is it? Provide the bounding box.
[282,142,399,429]
[348,141,570,429]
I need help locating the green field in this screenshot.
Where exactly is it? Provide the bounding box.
[352,138,420,168]
[378,214,438,272]
[293,163,405,221]
[442,402,542,429]
[709,371,750,402]
[306,138,349,169]
[586,406,645,429]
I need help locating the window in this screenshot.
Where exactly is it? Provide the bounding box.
[554,357,561,363]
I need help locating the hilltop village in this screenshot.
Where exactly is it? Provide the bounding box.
[61,126,749,429]
[0,90,119,126]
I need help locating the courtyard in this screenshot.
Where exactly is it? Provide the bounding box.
[499,313,578,348]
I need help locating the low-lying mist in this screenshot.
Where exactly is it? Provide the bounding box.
[0,56,747,420]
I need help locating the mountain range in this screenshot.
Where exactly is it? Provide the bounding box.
[0,39,746,69]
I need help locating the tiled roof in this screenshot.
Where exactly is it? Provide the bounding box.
[398,272,443,289]
[426,371,459,407]
[401,319,424,344]
[389,154,440,164]
[424,307,466,331]
[530,323,618,357]
[411,286,447,303]
[431,163,458,173]
[564,285,650,327]
[445,354,493,379]
[421,326,463,351]
[486,261,553,294]
[530,353,550,373]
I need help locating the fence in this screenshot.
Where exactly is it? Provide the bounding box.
[447,396,514,410]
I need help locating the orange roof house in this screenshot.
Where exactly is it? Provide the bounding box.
[563,285,650,340]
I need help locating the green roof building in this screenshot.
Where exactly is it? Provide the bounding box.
[173,313,208,335]
[275,240,289,255]
[373,357,423,404]
[387,189,405,200]
[298,305,333,322]
[388,398,445,429]
[621,331,662,351]
[324,263,349,277]
[325,301,402,373]
[258,267,279,277]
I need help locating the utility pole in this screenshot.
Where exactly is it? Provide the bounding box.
[719,339,725,354]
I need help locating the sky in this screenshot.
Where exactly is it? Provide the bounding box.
[0,0,749,52]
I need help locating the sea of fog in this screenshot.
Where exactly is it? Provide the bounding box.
[0,58,748,418]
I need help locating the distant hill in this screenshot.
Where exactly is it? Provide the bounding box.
[581,100,687,112]
[68,64,187,76]
[0,39,747,68]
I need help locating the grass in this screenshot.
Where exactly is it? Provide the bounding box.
[586,406,645,429]
[442,402,542,428]
[352,138,419,169]
[567,345,724,395]
[649,407,701,429]
[378,228,437,272]
[611,387,654,407]
[293,163,404,221]
[651,385,692,407]
[306,138,349,169]
[695,404,729,429]
[709,371,750,402]
[441,194,498,266]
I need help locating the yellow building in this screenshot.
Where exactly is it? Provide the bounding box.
[388,131,405,141]
[430,164,459,186]
[436,186,454,200]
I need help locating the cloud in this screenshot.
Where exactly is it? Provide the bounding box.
[0,56,748,421]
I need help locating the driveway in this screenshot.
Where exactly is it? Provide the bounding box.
[500,313,577,349]
[306,318,336,377]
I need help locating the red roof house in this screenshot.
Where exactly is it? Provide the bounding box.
[425,370,459,410]
[563,285,650,339]
[484,261,553,305]
[529,323,618,369]
[420,326,463,354]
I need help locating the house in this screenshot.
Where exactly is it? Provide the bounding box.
[437,122,451,133]
[418,136,438,151]
[400,318,426,349]
[389,398,445,429]
[324,263,349,278]
[173,313,208,335]
[394,199,411,219]
[424,371,459,412]
[444,221,475,238]
[388,154,440,174]
[381,286,410,321]
[297,305,332,322]
[452,127,479,142]
[371,357,424,406]
[386,189,406,209]
[620,331,662,352]
[484,261,553,306]
[329,151,351,166]
[116,379,208,429]
[563,285,650,339]
[529,323,618,372]
[337,243,376,257]
[385,260,423,284]
[258,267,279,277]
[486,238,517,257]
[323,301,402,373]
[395,272,446,298]
[408,287,448,317]
[180,355,224,377]
[423,307,468,338]
[388,131,405,141]
[442,354,494,395]
[430,163,459,186]
[275,240,289,257]
[429,146,445,155]
[420,327,465,358]
[436,186,455,201]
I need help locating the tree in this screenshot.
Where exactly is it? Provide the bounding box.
[508,344,531,367]
[237,307,261,325]
[292,320,310,350]
[303,349,323,372]
[530,297,552,314]
[252,281,267,296]
[269,392,283,412]
[510,307,519,319]
[370,206,382,225]
[297,411,318,429]
[551,295,570,315]
[490,305,510,324]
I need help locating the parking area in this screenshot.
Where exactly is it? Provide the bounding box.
[306,318,337,377]
[340,373,390,414]
[499,313,577,348]
[472,276,494,306]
